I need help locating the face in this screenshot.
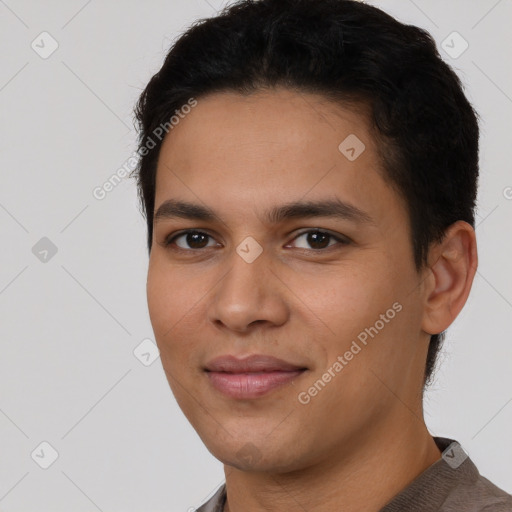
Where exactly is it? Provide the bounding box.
[147,88,431,472]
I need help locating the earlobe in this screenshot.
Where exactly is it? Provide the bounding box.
[421,221,478,335]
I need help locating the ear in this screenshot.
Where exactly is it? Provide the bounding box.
[421,221,478,335]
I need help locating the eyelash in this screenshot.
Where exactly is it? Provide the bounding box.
[163,229,350,253]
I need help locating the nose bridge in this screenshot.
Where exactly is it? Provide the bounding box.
[218,245,268,310]
[208,241,288,332]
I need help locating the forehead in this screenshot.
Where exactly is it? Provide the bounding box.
[158,88,374,166]
[154,88,404,227]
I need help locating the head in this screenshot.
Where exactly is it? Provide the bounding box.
[133,0,478,470]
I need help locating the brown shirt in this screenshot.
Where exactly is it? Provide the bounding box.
[196,437,512,511]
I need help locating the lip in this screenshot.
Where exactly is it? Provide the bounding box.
[204,354,307,399]
[205,354,306,373]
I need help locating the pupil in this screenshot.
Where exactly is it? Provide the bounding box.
[308,232,329,249]
[188,232,208,248]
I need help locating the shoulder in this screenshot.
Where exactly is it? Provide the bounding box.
[446,473,512,511]
[435,438,512,512]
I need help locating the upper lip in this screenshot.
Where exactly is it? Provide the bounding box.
[204,354,307,373]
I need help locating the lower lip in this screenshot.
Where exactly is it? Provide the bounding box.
[206,370,305,399]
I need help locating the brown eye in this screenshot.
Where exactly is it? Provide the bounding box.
[290,230,349,250]
[166,231,217,250]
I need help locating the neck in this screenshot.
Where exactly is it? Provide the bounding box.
[223,416,441,512]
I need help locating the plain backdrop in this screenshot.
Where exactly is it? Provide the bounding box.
[0,0,511,510]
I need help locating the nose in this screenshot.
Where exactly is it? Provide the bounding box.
[207,248,289,334]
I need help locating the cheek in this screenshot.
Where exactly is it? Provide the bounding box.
[146,258,200,359]
[303,263,395,331]
[318,269,421,391]
[147,262,174,334]
[305,259,416,378]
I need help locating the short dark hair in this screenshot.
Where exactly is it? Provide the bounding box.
[133,0,479,387]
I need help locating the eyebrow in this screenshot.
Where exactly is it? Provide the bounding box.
[154,198,375,226]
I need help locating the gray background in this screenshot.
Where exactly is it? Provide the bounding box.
[0,0,511,510]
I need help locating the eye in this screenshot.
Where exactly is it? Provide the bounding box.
[165,230,218,250]
[288,229,349,251]
[163,228,349,252]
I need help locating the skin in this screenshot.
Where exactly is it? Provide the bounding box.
[146,88,478,512]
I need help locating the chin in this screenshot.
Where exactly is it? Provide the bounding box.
[203,435,309,474]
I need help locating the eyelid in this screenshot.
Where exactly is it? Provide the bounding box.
[164,229,220,248]
[288,228,351,246]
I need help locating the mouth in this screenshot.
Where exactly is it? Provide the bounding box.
[204,354,308,399]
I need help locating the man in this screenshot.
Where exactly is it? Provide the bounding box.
[132,0,512,510]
